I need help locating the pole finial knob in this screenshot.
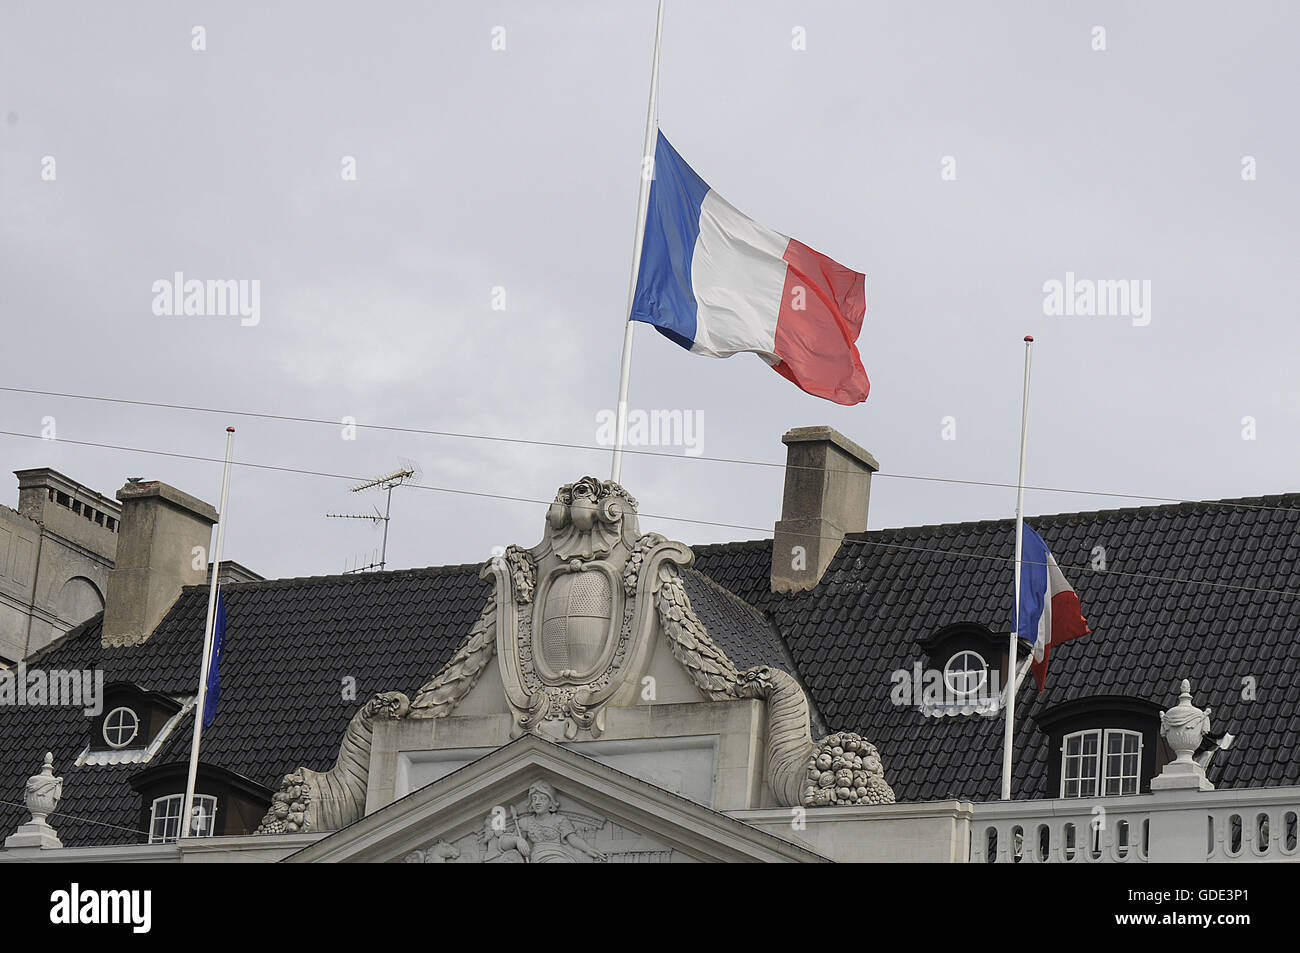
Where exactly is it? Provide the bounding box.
[1024,335,1034,343]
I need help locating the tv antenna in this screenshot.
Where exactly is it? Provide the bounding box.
[326,461,419,572]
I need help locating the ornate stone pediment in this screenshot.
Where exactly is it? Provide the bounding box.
[282,735,827,864]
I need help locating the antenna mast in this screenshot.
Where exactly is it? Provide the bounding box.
[325,463,418,572]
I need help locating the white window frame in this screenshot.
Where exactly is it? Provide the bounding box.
[1102,729,1143,797]
[1061,729,1101,798]
[149,794,217,843]
[102,706,140,749]
[1060,728,1144,798]
[942,650,988,698]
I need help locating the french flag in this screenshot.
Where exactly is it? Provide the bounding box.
[630,132,871,405]
[1017,524,1091,691]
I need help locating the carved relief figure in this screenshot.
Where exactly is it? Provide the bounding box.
[496,782,606,863]
[403,841,459,863]
[476,814,525,863]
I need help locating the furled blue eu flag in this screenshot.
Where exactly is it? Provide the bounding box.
[202,592,226,729]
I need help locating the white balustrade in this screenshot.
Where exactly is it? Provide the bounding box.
[971,787,1300,863]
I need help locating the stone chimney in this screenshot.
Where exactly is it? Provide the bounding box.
[101,479,218,649]
[771,427,878,594]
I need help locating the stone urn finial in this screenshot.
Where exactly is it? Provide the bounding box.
[5,751,64,849]
[1152,678,1215,792]
[25,752,63,823]
[1161,679,1212,762]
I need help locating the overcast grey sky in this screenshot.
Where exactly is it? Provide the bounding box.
[2,1,1296,580]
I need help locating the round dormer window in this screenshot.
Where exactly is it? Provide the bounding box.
[943,651,988,697]
[103,706,140,748]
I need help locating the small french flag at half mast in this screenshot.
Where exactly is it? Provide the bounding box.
[1017,524,1091,691]
[630,131,871,405]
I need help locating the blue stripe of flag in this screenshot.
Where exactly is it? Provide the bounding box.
[202,592,225,729]
[1016,524,1049,645]
[630,130,711,351]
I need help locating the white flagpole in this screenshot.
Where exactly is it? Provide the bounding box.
[1000,657,1032,708]
[181,426,235,838]
[1001,335,1034,801]
[611,0,666,484]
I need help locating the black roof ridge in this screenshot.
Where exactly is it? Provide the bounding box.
[188,560,488,593]
[690,537,771,553]
[162,489,1297,592]
[852,489,1300,542]
[677,490,1300,560]
[681,565,768,622]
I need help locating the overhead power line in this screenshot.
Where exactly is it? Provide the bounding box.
[0,427,1296,601]
[2,384,1297,515]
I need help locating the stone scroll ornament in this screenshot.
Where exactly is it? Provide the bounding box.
[256,478,894,835]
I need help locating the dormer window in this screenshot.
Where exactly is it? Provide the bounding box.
[132,763,273,842]
[910,623,1007,716]
[83,683,185,762]
[102,706,140,749]
[1036,697,1161,797]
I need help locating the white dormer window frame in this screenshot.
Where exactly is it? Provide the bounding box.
[1061,728,1143,798]
[943,650,989,698]
[103,706,140,749]
[149,794,217,843]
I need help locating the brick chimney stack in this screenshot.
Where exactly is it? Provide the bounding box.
[101,480,218,649]
[771,427,878,594]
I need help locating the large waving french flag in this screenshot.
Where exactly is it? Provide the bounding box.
[1017,524,1091,691]
[630,132,870,405]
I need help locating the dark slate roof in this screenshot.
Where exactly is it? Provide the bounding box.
[679,568,827,735]
[0,564,490,847]
[693,493,1300,803]
[2,492,1297,846]
[680,568,798,676]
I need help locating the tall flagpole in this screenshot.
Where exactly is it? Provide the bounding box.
[1001,336,1034,801]
[181,426,235,838]
[611,0,666,484]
